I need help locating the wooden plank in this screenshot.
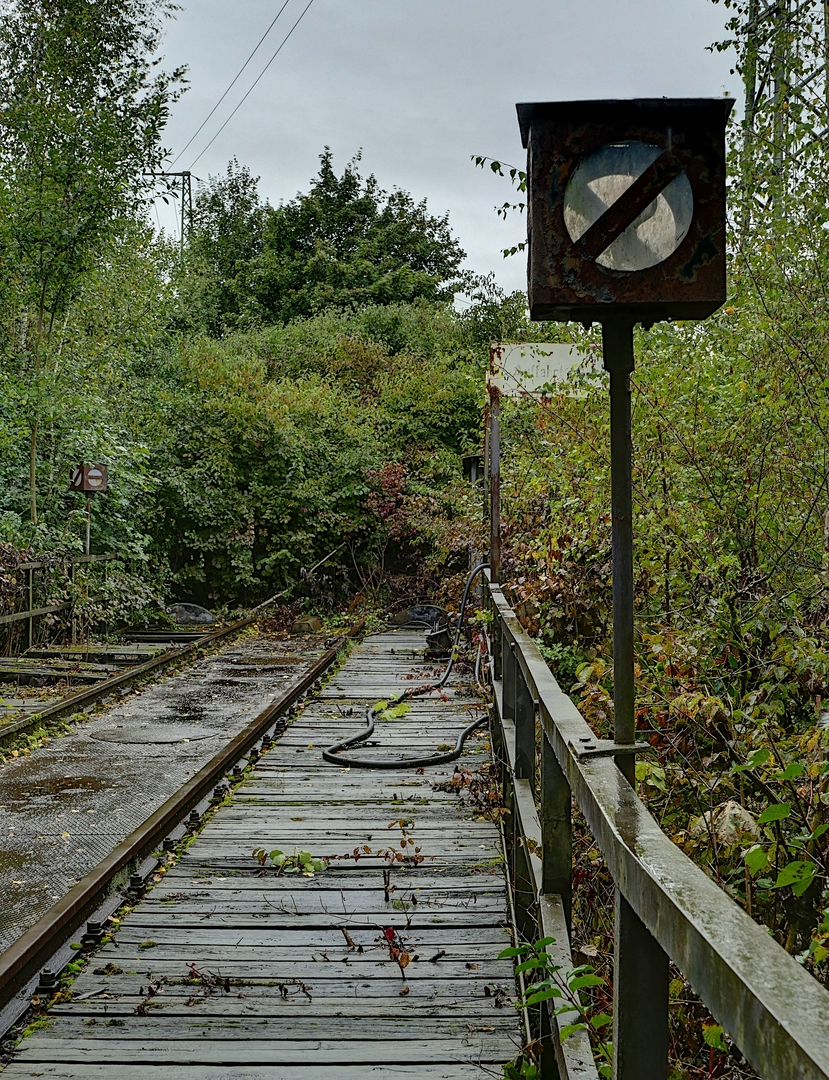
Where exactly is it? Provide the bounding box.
[14,1037,516,1064]
[0,603,69,626]
[0,1065,493,1078]
[4,630,520,1077]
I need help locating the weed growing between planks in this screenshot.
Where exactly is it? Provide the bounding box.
[433,760,507,822]
[499,936,612,1080]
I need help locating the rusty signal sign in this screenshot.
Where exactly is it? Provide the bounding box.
[516,98,734,324]
[69,464,108,493]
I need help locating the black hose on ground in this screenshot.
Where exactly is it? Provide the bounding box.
[321,563,490,770]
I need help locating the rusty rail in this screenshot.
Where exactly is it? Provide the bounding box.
[0,611,255,748]
[487,578,829,1080]
[0,619,363,1012]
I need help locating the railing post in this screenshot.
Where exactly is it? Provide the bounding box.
[503,639,516,721]
[540,730,571,932]
[492,602,503,682]
[613,894,669,1080]
[514,660,534,781]
[27,567,33,650]
[69,560,75,644]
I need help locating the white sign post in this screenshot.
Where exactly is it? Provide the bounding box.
[487,343,595,584]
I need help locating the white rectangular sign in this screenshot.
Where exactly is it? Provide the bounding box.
[489,342,598,396]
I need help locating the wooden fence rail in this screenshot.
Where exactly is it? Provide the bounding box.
[1,553,118,649]
[486,578,829,1080]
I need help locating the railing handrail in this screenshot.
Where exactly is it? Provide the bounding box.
[487,578,829,1080]
[15,552,118,572]
[0,552,118,649]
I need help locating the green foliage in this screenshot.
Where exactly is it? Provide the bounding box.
[0,0,185,524]
[180,150,467,335]
[499,938,612,1079]
[252,847,327,876]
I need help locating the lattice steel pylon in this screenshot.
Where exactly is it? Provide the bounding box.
[721,0,829,186]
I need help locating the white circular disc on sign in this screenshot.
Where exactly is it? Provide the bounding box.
[563,141,693,272]
[86,468,104,489]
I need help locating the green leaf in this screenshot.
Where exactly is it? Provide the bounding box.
[745,845,769,877]
[773,762,805,780]
[590,1012,613,1029]
[733,747,770,772]
[757,803,791,824]
[524,987,563,1006]
[515,957,551,975]
[773,860,818,895]
[568,974,604,990]
[703,1024,728,1052]
[498,945,532,959]
[559,1022,588,1041]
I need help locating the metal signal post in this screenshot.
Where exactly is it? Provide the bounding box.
[518,98,732,1080]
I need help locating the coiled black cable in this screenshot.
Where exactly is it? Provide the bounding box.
[321,563,490,769]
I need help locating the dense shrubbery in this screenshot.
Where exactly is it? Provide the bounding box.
[7,8,829,1064]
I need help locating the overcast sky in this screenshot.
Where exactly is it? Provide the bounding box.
[153,0,738,296]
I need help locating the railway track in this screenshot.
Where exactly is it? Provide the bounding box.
[0,616,261,749]
[0,619,363,1041]
[0,625,518,1078]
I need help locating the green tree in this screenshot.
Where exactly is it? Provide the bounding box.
[252,149,466,323]
[180,151,467,334]
[181,158,267,336]
[0,0,185,525]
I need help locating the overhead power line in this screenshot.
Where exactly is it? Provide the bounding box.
[170,1,293,168]
[188,0,317,171]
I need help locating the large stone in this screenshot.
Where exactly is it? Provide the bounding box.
[690,800,760,845]
[292,615,323,634]
[166,602,216,625]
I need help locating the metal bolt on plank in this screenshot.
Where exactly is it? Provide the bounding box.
[35,969,58,998]
[80,921,104,949]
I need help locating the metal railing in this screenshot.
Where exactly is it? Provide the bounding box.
[486,578,829,1080]
[0,553,116,648]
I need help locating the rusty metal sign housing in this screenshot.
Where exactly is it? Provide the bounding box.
[517,98,734,324]
[69,464,108,493]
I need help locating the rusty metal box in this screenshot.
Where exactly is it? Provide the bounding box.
[517,98,734,324]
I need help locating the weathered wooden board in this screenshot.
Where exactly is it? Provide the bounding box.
[0,1066,497,1078]
[3,630,519,1078]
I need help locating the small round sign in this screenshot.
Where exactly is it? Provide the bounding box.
[85,466,106,490]
[563,141,694,272]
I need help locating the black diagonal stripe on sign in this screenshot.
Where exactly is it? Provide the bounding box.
[574,151,685,262]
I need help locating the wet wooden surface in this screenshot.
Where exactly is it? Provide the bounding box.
[4,629,520,1078]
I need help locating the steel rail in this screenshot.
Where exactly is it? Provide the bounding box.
[487,578,829,1080]
[0,612,259,747]
[0,619,363,1011]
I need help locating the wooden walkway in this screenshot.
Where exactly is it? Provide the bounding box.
[4,629,521,1078]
